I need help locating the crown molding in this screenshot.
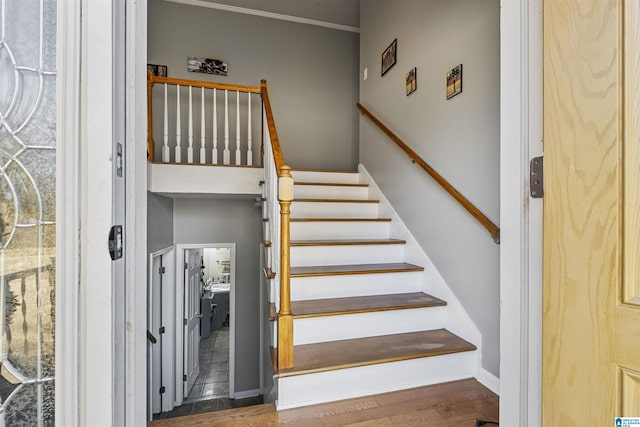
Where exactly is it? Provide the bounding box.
[164,0,360,33]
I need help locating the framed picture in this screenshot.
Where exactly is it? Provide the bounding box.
[446,64,463,99]
[187,56,228,76]
[406,67,417,96]
[147,64,168,77]
[381,39,397,76]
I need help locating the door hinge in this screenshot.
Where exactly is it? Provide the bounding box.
[183,374,187,382]
[108,225,123,260]
[159,266,166,274]
[159,326,165,334]
[159,386,166,394]
[116,142,123,178]
[184,262,188,270]
[530,156,544,198]
[184,318,188,326]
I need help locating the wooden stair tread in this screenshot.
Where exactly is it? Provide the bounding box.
[291,238,406,246]
[268,292,446,320]
[294,198,379,203]
[291,218,391,222]
[291,262,424,277]
[295,182,369,187]
[292,168,358,173]
[273,329,476,377]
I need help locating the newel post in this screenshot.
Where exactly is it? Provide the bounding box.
[277,164,294,369]
[147,70,155,160]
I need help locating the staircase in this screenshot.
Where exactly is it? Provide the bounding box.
[267,169,479,410]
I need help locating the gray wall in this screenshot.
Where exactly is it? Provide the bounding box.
[148,1,360,170]
[147,192,174,252]
[359,0,500,376]
[173,197,262,392]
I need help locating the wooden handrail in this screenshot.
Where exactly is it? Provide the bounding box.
[260,80,286,174]
[357,103,500,244]
[148,74,261,94]
[261,80,294,369]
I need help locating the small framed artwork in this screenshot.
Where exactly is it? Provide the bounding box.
[446,64,463,99]
[406,67,417,96]
[147,64,168,77]
[381,39,397,76]
[187,56,228,76]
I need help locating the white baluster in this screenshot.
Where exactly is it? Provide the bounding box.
[200,87,206,164]
[235,91,241,165]
[224,90,230,164]
[247,93,253,166]
[162,83,169,162]
[175,84,182,163]
[212,88,218,164]
[187,86,194,163]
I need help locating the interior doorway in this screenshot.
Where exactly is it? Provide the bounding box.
[184,246,232,402]
[174,243,236,406]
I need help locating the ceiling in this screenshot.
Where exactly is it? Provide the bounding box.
[196,0,360,28]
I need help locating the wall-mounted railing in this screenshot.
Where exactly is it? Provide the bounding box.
[147,71,261,166]
[261,80,294,369]
[357,103,500,243]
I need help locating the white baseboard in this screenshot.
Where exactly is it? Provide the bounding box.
[234,389,261,399]
[476,368,500,395]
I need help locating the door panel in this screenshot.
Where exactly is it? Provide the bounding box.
[183,249,201,396]
[543,0,640,424]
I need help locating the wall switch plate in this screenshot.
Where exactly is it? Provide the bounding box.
[363,67,368,81]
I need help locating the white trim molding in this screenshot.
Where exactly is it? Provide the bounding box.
[163,0,360,33]
[500,0,543,426]
[234,389,261,399]
[56,0,81,424]
[477,368,500,396]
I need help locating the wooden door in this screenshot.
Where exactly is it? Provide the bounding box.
[543,1,640,424]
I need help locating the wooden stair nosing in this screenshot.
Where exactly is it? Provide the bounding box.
[293,198,379,204]
[272,329,476,378]
[294,182,369,188]
[291,262,424,278]
[291,238,406,247]
[291,218,392,222]
[267,292,446,321]
[292,168,359,174]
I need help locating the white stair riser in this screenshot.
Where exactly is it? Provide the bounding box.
[291,271,423,301]
[292,171,360,184]
[291,201,379,218]
[293,307,445,345]
[275,351,475,410]
[291,244,404,267]
[291,221,390,240]
[294,185,369,200]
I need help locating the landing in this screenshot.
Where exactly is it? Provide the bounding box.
[147,378,498,426]
[147,162,263,197]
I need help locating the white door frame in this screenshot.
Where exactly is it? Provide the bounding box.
[148,246,176,417]
[175,243,236,405]
[499,0,543,426]
[56,0,147,425]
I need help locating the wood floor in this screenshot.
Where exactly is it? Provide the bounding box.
[148,378,498,426]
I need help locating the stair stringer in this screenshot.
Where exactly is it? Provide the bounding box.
[357,164,483,377]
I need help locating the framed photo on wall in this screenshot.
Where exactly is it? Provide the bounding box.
[446,64,463,99]
[406,67,417,96]
[381,39,397,76]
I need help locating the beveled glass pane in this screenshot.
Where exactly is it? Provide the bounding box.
[0,0,57,424]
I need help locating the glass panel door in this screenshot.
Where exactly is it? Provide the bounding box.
[0,0,57,425]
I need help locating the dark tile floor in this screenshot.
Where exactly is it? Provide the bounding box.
[152,395,264,420]
[185,326,230,402]
[153,326,263,421]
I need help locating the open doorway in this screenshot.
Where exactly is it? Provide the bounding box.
[184,246,232,402]
[175,243,236,406]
